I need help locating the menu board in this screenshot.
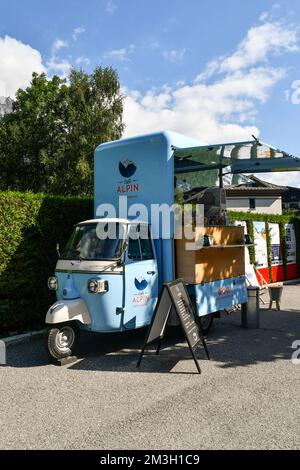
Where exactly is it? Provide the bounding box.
[167,281,201,350]
[137,279,210,374]
[253,221,268,268]
[285,223,297,264]
[269,223,282,266]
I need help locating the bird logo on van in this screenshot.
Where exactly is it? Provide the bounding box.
[119,159,137,178]
[134,277,148,291]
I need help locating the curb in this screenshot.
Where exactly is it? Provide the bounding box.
[1,329,46,346]
[283,278,300,285]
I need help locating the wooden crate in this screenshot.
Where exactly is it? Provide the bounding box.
[175,226,245,284]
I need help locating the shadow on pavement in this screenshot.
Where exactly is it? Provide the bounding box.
[5,308,300,373]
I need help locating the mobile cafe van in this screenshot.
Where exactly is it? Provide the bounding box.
[45,131,300,359]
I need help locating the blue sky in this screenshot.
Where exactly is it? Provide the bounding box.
[0,0,300,186]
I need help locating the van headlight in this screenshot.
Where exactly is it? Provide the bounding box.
[48,276,58,291]
[87,279,109,294]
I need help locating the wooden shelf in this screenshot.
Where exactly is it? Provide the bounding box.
[197,244,254,249]
[175,226,247,284]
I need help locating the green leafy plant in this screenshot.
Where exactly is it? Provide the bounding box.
[246,219,255,265]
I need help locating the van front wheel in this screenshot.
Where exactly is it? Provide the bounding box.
[46,323,79,360]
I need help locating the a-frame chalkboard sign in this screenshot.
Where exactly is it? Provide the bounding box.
[137,279,210,374]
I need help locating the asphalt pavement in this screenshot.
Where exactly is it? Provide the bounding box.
[1,285,300,450]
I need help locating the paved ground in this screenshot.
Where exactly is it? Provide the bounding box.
[1,285,300,450]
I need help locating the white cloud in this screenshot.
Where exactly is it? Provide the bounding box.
[103,0,117,14]
[123,19,298,145]
[259,11,269,22]
[195,59,220,83]
[47,58,71,75]
[0,80,6,95]
[52,39,68,54]
[104,44,135,61]
[162,48,186,63]
[123,18,300,186]
[0,35,45,97]
[123,62,287,142]
[161,17,177,33]
[72,26,85,41]
[142,38,160,51]
[259,172,300,188]
[196,21,298,82]
[75,56,90,66]
[123,82,260,144]
[47,39,71,76]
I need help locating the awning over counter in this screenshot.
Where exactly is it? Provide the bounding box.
[173,140,300,175]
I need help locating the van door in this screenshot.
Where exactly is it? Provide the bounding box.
[123,226,158,330]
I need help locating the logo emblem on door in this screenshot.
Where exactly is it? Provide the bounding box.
[119,159,136,178]
[134,277,148,291]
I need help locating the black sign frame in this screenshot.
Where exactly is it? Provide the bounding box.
[137,279,210,374]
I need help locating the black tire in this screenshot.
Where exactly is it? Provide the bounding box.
[197,314,214,336]
[190,295,214,335]
[45,323,79,360]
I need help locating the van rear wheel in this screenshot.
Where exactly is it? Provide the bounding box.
[46,323,79,360]
[190,295,214,335]
[198,314,214,336]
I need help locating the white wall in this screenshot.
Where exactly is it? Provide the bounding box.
[227,196,282,215]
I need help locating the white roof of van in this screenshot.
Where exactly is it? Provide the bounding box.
[77,218,148,225]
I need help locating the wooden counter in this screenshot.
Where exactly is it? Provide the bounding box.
[175,226,246,284]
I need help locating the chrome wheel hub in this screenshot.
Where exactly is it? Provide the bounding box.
[55,327,75,351]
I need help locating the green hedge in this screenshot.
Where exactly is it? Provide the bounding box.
[0,192,93,335]
[228,211,300,281]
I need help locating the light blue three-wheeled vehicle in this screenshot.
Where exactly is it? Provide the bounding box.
[45,131,300,359]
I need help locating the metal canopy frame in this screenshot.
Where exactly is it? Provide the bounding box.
[173,139,300,188]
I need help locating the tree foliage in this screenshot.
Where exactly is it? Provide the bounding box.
[0,67,124,195]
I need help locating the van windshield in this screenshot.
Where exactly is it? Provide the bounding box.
[61,223,126,261]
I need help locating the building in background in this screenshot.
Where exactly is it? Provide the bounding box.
[0,96,13,117]
[282,186,300,215]
[225,175,285,215]
[179,174,286,215]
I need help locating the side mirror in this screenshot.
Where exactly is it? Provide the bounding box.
[56,242,61,258]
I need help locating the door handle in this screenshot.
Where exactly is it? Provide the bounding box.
[147,271,156,275]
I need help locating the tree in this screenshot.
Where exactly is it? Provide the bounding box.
[0,67,124,195]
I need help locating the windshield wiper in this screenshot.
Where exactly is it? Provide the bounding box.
[100,259,123,272]
[68,255,87,264]
[65,254,123,269]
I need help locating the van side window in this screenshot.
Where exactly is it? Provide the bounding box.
[128,238,142,261]
[127,227,154,261]
[140,235,154,260]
